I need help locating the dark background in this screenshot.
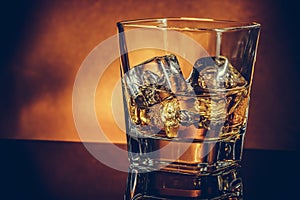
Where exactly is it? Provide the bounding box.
[0,0,299,150]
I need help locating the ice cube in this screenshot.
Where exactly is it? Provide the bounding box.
[187,56,247,93]
[124,54,189,135]
[124,54,187,96]
[123,54,188,114]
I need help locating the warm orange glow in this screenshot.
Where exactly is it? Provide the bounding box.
[95,59,126,143]
[3,0,297,150]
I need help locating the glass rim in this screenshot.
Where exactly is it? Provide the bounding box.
[117,17,260,32]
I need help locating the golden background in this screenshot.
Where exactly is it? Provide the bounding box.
[1,0,299,150]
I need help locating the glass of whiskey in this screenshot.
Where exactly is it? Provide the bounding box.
[117,17,260,199]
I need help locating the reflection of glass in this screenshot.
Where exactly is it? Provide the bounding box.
[125,166,243,200]
[117,18,260,174]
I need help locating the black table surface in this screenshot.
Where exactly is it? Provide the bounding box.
[0,139,298,200]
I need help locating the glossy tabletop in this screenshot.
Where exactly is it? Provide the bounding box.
[0,139,298,199]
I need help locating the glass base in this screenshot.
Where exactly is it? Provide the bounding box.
[127,130,245,175]
[125,165,243,200]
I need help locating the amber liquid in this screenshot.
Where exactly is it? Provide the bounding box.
[126,86,249,174]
